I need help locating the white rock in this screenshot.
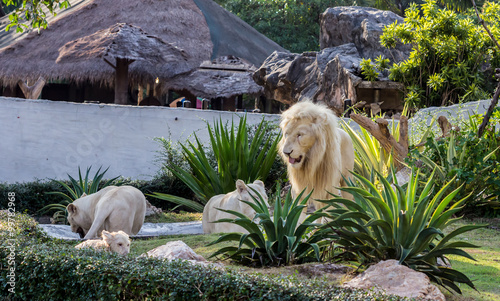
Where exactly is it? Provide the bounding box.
[140,240,223,268]
[343,260,445,301]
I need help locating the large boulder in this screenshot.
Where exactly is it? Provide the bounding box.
[254,6,411,112]
[320,6,409,61]
[343,260,445,301]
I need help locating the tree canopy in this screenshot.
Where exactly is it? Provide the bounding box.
[1,0,70,32]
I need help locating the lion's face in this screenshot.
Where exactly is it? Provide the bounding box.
[280,119,317,169]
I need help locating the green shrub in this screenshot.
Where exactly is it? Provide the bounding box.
[320,170,486,294]
[0,180,68,214]
[0,175,191,216]
[215,0,360,53]
[208,188,327,267]
[408,111,500,216]
[0,214,407,301]
[359,56,391,81]
[151,115,282,212]
[380,0,500,108]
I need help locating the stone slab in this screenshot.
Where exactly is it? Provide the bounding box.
[38,221,203,241]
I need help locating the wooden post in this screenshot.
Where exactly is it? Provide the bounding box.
[351,113,409,170]
[114,58,133,105]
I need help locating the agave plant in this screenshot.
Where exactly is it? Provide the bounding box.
[320,169,486,294]
[207,187,327,266]
[150,115,281,212]
[40,166,121,224]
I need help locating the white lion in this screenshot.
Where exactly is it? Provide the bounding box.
[75,230,131,256]
[279,101,355,212]
[67,186,146,239]
[202,179,269,234]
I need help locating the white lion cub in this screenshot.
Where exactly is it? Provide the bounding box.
[75,230,131,256]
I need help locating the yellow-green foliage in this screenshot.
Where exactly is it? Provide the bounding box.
[381,0,500,108]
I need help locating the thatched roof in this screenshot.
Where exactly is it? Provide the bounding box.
[56,23,190,81]
[0,0,286,90]
[57,23,188,63]
[167,56,263,99]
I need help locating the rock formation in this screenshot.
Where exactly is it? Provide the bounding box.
[254,7,411,114]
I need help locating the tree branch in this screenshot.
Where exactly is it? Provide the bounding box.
[471,0,500,138]
[471,0,500,51]
[18,77,46,99]
[350,114,408,171]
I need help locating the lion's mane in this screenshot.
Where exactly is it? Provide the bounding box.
[279,101,345,209]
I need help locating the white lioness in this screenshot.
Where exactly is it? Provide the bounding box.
[279,101,355,212]
[75,230,131,256]
[67,186,146,239]
[202,180,269,234]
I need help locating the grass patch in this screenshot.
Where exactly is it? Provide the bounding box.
[442,219,500,301]
[144,211,202,223]
[130,233,231,259]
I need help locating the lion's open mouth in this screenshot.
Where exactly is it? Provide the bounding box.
[289,155,303,164]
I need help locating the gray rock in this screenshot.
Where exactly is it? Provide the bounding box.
[254,7,411,111]
[140,240,223,268]
[343,260,445,301]
[320,6,410,61]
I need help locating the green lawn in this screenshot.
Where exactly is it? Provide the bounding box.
[130,233,227,259]
[443,219,500,301]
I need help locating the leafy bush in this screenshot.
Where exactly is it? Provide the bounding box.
[0,175,190,216]
[359,56,391,81]
[0,211,51,244]
[380,0,500,108]
[0,180,68,214]
[151,116,282,212]
[408,111,500,216]
[208,188,327,267]
[320,170,486,294]
[215,0,360,53]
[0,214,407,301]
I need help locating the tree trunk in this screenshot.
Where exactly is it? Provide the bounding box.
[18,77,46,99]
[0,5,6,17]
[477,70,500,138]
[350,113,408,171]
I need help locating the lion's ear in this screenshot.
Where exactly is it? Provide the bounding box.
[67,203,77,214]
[253,180,265,188]
[81,192,87,197]
[102,230,112,240]
[236,180,247,194]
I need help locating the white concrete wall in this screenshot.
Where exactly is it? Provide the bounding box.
[0,97,280,183]
[2,97,495,184]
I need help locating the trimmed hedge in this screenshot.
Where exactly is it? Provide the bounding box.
[0,174,193,215]
[0,214,407,301]
[0,180,69,215]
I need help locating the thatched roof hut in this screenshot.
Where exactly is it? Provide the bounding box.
[56,22,190,104]
[0,0,286,104]
[166,56,263,99]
